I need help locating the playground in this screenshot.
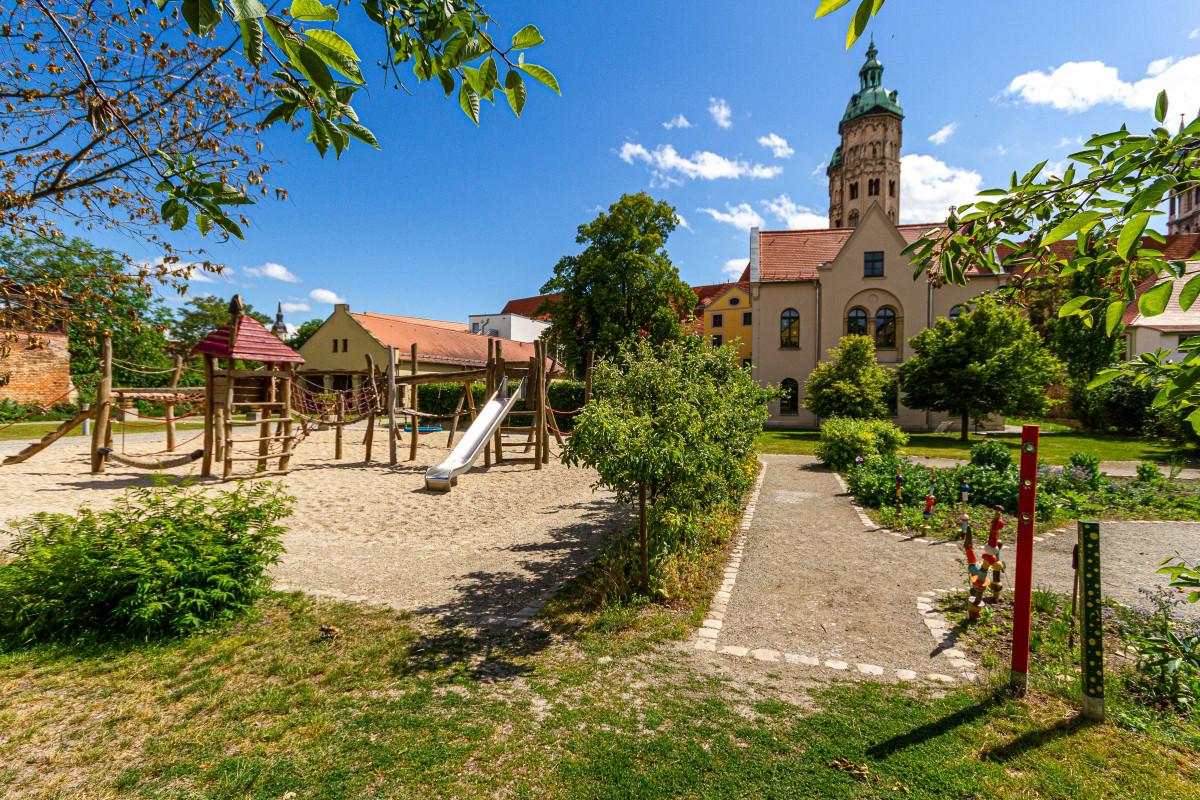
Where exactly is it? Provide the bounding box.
[0,426,624,623]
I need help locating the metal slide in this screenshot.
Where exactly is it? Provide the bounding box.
[424,376,526,491]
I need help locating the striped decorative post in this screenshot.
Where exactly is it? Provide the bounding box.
[1078,520,1105,720]
[1010,424,1039,692]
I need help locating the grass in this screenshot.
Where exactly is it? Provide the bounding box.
[759,428,1186,464]
[2,592,1198,799]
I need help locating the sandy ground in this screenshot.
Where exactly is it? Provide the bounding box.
[0,426,628,623]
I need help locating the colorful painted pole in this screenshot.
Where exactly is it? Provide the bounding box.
[959,478,970,506]
[966,506,1005,620]
[1010,424,1039,692]
[895,468,905,508]
[922,479,936,529]
[1078,520,1104,720]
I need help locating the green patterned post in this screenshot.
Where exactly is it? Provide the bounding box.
[1078,520,1104,721]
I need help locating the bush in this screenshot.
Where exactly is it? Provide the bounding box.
[0,480,292,643]
[410,379,586,432]
[1116,588,1200,711]
[1066,451,1102,489]
[0,399,81,423]
[969,438,1012,471]
[802,335,896,419]
[1136,460,1168,487]
[815,417,908,471]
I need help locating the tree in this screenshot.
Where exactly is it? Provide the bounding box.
[1,1,558,333]
[898,299,1062,441]
[564,336,774,592]
[539,193,693,374]
[803,335,896,419]
[168,295,271,355]
[1036,262,1127,383]
[287,318,325,350]
[0,235,176,388]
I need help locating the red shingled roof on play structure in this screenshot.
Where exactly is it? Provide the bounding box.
[193,314,305,364]
[351,311,550,370]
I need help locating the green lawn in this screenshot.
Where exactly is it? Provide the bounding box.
[1,420,208,443]
[1,592,1195,799]
[759,428,1186,464]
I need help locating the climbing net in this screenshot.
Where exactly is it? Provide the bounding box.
[291,378,382,424]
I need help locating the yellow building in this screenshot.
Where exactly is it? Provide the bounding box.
[693,280,752,366]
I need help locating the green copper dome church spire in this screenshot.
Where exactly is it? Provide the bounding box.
[840,40,903,128]
[859,39,883,89]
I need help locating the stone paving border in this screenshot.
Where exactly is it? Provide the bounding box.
[694,463,969,684]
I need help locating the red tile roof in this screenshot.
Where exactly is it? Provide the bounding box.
[691,282,731,309]
[757,223,949,282]
[357,313,467,332]
[501,293,561,320]
[738,263,750,282]
[193,314,305,364]
[351,312,542,369]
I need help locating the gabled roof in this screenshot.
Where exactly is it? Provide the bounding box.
[1124,261,1200,330]
[501,293,561,320]
[351,311,543,368]
[691,282,732,309]
[355,312,467,332]
[756,222,948,282]
[193,314,305,364]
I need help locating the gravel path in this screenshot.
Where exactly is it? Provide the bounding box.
[713,454,965,676]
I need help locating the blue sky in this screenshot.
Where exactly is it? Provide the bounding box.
[107,0,1200,330]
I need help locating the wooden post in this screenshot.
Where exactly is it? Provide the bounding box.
[202,353,214,476]
[362,354,377,462]
[639,481,649,590]
[446,382,467,449]
[335,394,344,460]
[166,353,183,451]
[540,342,550,465]
[409,342,419,461]
[1078,520,1104,720]
[257,365,273,472]
[584,349,594,404]
[89,331,112,473]
[279,366,294,471]
[493,340,504,463]
[387,345,398,466]
[222,359,235,479]
[1010,424,1039,692]
[484,339,494,468]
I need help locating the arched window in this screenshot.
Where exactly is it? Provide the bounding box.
[849,182,859,200]
[846,307,868,336]
[848,209,860,227]
[780,308,800,349]
[948,304,964,322]
[780,378,799,415]
[875,307,898,349]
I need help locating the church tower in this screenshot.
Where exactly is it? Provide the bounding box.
[827,41,903,229]
[270,301,289,340]
[1168,113,1199,235]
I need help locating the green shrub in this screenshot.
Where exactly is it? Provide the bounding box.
[1136,460,1168,487]
[1068,374,1158,433]
[969,438,1012,471]
[815,417,908,471]
[1066,451,1102,488]
[410,379,585,431]
[0,480,292,643]
[547,380,585,432]
[0,399,81,423]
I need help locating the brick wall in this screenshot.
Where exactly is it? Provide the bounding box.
[0,330,74,404]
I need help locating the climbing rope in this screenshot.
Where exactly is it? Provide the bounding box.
[116,402,206,423]
[115,430,205,459]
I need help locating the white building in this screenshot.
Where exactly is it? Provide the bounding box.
[468,295,553,343]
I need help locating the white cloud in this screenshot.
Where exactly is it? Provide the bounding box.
[723,258,747,279]
[810,161,828,178]
[284,322,298,337]
[1148,56,1176,77]
[762,194,827,230]
[1042,160,1069,179]
[281,301,311,314]
[1191,28,1199,39]
[757,133,794,158]
[1056,135,1084,148]
[243,262,301,282]
[309,288,346,305]
[140,256,216,283]
[709,97,733,129]
[898,154,984,223]
[675,213,691,231]
[1005,54,1200,117]
[619,142,781,182]
[698,203,764,231]
[927,122,958,145]
[663,114,691,129]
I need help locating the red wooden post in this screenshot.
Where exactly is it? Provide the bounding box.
[1010,424,1039,691]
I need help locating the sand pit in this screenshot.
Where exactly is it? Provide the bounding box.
[0,427,627,623]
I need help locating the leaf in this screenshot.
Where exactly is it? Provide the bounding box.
[847,0,873,49]
[504,70,526,116]
[1179,274,1200,312]
[1086,370,1123,390]
[1043,210,1101,245]
[337,120,381,149]
[458,83,480,124]
[1138,281,1173,318]
[518,63,560,95]
[1104,299,1126,335]
[1155,90,1168,123]
[263,16,297,58]
[196,213,212,237]
[240,19,264,66]
[1117,211,1151,261]
[479,56,498,93]
[304,29,359,60]
[1057,295,1094,318]
[289,0,338,22]
[510,24,544,50]
[229,0,267,20]
[437,69,455,98]
[306,38,364,83]
[294,45,336,99]
[814,0,854,17]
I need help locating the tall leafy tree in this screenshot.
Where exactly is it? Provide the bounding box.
[803,335,897,419]
[169,295,272,355]
[539,193,693,373]
[0,236,175,388]
[898,299,1062,441]
[287,318,326,350]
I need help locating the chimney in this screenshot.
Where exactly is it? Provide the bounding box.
[749,227,760,284]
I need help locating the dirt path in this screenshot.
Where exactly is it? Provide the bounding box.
[696,455,969,682]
